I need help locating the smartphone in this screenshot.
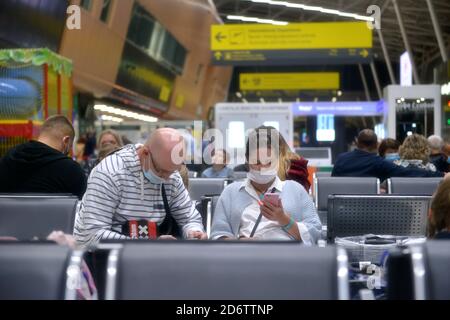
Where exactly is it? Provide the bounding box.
[263,193,280,206]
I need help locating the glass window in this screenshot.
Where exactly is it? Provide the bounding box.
[125,3,187,75]
[80,0,92,11]
[100,0,113,23]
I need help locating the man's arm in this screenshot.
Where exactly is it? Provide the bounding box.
[73,167,128,247]
[168,176,205,238]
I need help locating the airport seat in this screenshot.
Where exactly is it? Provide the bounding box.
[199,195,220,238]
[104,242,349,300]
[0,194,79,240]
[387,177,442,195]
[0,243,84,300]
[327,195,431,243]
[387,241,450,300]
[314,177,380,225]
[188,171,198,178]
[188,178,227,201]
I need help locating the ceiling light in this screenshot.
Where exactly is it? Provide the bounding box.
[245,0,374,22]
[94,104,158,123]
[227,15,288,25]
[101,115,123,123]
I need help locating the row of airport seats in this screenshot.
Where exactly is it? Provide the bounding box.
[187,170,248,181]
[1,240,448,300]
[0,189,434,244]
[312,176,442,225]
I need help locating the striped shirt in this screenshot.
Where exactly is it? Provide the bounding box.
[73,144,204,247]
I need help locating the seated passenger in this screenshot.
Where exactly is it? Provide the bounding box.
[378,138,400,162]
[332,129,445,182]
[74,128,206,248]
[82,129,124,176]
[211,126,321,244]
[395,134,437,172]
[0,115,87,199]
[201,149,234,178]
[428,135,450,173]
[428,179,450,240]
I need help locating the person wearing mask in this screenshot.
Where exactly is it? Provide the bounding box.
[378,138,401,162]
[428,179,450,240]
[428,135,449,173]
[210,126,321,244]
[332,129,445,182]
[82,129,124,176]
[201,149,234,179]
[0,115,86,199]
[395,134,437,172]
[74,128,206,248]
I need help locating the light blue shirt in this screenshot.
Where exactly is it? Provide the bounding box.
[201,166,234,179]
[211,178,322,244]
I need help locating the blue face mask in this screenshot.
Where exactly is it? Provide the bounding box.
[143,168,167,185]
[385,153,400,162]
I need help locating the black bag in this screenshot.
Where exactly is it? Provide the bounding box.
[121,184,181,239]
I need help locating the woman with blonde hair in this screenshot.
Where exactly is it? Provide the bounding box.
[395,134,437,172]
[278,134,310,192]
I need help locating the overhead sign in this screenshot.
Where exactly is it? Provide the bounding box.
[211,21,372,66]
[400,51,412,86]
[240,72,339,91]
[293,101,385,116]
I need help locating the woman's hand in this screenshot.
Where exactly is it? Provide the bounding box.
[260,199,290,226]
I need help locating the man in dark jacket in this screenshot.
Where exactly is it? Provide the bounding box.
[0,115,87,199]
[428,135,449,173]
[332,129,445,182]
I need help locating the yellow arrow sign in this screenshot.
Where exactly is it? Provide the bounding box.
[211,21,372,51]
[214,51,223,60]
[360,49,369,58]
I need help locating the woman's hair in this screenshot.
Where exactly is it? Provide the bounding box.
[245,126,281,165]
[98,129,123,147]
[429,179,450,237]
[178,164,189,189]
[378,138,400,157]
[399,134,430,163]
[277,133,300,180]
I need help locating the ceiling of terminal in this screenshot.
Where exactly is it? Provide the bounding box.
[213,0,450,77]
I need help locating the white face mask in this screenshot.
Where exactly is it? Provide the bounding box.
[247,168,277,184]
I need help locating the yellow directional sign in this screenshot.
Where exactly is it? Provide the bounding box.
[211,22,372,51]
[240,72,340,91]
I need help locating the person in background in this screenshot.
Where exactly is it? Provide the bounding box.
[121,135,133,145]
[201,149,234,179]
[278,134,310,192]
[74,128,206,248]
[428,135,449,173]
[428,179,450,239]
[178,164,190,189]
[378,138,401,162]
[395,134,437,172]
[211,126,321,244]
[82,129,124,177]
[0,115,86,199]
[332,129,445,181]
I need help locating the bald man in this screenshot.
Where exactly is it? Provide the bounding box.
[74,128,206,247]
[0,115,86,199]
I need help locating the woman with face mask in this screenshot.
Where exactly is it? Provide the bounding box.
[210,126,321,244]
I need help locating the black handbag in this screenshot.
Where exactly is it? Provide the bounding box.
[121,184,182,239]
